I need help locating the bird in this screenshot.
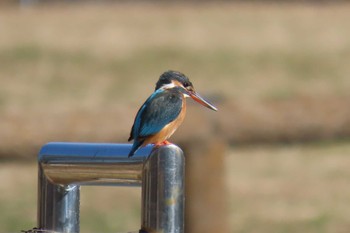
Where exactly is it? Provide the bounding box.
[127,70,217,157]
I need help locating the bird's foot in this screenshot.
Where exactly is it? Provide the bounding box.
[151,141,173,155]
[153,140,172,148]
[162,140,172,145]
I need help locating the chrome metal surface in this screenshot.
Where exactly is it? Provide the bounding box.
[39,142,152,186]
[141,145,185,233]
[38,165,80,233]
[37,142,184,233]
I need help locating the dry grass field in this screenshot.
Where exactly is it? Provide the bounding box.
[1,2,350,233]
[227,142,350,233]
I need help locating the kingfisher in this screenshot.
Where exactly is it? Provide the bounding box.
[128,70,217,157]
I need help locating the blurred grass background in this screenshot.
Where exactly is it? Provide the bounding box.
[0,1,350,233]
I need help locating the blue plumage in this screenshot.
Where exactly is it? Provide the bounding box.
[128,88,183,157]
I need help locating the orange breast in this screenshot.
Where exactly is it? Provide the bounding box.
[142,97,187,146]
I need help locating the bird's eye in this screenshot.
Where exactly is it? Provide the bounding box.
[185,85,193,92]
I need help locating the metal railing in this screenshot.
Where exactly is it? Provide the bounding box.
[37,142,185,233]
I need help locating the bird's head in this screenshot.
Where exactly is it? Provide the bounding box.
[155,70,218,111]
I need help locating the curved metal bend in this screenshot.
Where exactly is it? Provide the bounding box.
[37,142,184,233]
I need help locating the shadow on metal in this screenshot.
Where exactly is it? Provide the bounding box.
[37,142,185,233]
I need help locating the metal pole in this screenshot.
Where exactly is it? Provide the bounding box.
[38,142,150,186]
[141,145,185,233]
[37,142,184,233]
[37,142,152,233]
[38,166,80,233]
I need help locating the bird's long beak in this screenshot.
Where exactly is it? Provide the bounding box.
[190,91,218,111]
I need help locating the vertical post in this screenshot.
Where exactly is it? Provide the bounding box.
[38,165,80,233]
[183,139,229,233]
[141,145,185,233]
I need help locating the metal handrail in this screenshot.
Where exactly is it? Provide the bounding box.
[37,142,185,233]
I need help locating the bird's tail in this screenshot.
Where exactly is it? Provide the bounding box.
[128,139,144,157]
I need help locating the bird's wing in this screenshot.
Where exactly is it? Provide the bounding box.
[130,89,183,140]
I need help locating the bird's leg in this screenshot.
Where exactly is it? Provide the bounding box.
[153,140,172,149]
